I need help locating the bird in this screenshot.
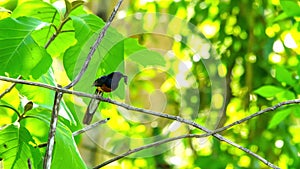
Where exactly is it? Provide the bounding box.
[83,72,127,124]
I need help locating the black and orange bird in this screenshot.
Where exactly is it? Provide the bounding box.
[83,72,127,124]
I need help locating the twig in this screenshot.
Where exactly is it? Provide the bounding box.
[72,118,110,136]
[94,134,202,168]
[36,118,110,148]
[43,90,63,169]
[0,75,21,99]
[0,75,290,168]
[64,0,124,89]
[198,100,298,137]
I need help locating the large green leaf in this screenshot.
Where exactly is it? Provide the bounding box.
[12,1,76,58]
[0,16,52,79]
[125,38,166,67]
[280,0,300,17]
[63,14,124,95]
[0,123,43,169]
[11,1,58,23]
[254,85,285,98]
[26,110,87,169]
[275,65,296,86]
[268,108,292,129]
[16,68,77,124]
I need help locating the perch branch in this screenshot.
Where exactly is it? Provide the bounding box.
[43,90,63,169]
[65,0,124,89]
[0,75,285,168]
[94,134,204,168]
[193,99,300,138]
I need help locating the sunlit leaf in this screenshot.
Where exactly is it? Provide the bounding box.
[275,89,295,101]
[11,1,76,58]
[0,123,43,169]
[26,110,87,169]
[254,85,285,98]
[0,7,11,19]
[16,68,76,124]
[275,65,296,86]
[63,14,124,96]
[268,108,292,129]
[0,17,52,79]
[125,38,166,67]
[280,0,300,17]
[11,1,58,22]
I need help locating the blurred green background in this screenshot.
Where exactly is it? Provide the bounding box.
[1,0,300,169]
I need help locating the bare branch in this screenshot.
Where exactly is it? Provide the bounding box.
[0,75,289,169]
[43,90,63,169]
[64,0,124,89]
[94,134,202,168]
[199,100,300,137]
[72,118,110,136]
[0,75,21,99]
[36,118,110,148]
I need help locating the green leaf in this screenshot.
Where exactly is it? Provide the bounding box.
[275,65,296,85]
[254,85,285,98]
[12,1,76,58]
[125,38,166,67]
[0,124,43,169]
[275,89,295,101]
[11,1,58,23]
[71,1,85,12]
[17,68,77,124]
[268,108,292,129]
[64,14,125,95]
[292,105,300,118]
[27,110,87,169]
[64,0,72,18]
[280,0,300,17]
[0,7,11,20]
[0,16,52,79]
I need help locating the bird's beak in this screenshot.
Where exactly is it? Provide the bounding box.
[123,76,128,85]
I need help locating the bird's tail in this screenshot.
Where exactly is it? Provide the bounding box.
[83,90,102,125]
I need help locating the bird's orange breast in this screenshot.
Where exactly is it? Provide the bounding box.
[97,85,112,92]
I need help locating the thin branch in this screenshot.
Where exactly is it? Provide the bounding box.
[43,90,63,169]
[198,100,300,137]
[72,118,110,136]
[64,0,124,89]
[36,118,110,148]
[94,134,202,168]
[0,75,22,99]
[0,76,290,168]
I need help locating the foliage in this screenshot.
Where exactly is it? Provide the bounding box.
[0,0,300,169]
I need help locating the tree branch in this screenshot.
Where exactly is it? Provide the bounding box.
[43,90,63,169]
[0,75,22,99]
[197,99,300,137]
[72,118,110,136]
[94,134,202,168]
[64,0,124,89]
[0,76,285,168]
